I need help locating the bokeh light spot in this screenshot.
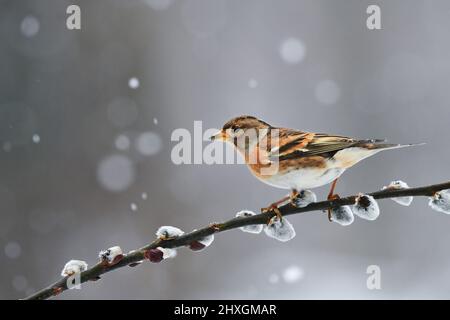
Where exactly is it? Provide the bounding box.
[135,131,162,156]
[248,78,258,89]
[315,80,341,105]
[279,38,306,64]
[115,134,130,151]
[282,265,304,283]
[4,241,21,259]
[20,15,40,38]
[97,155,135,192]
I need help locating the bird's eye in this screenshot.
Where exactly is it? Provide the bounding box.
[227,126,242,137]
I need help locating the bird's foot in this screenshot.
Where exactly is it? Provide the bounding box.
[261,192,292,222]
[261,204,283,223]
[327,194,341,222]
[326,178,340,222]
[209,223,222,232]
[289,189,301,207]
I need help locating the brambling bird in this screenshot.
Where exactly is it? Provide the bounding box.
[211,115,421,221]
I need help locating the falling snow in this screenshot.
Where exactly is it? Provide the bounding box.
[128,77,140,89]
[32,134,40,144]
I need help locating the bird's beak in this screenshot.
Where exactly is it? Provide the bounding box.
[210,130,226,141]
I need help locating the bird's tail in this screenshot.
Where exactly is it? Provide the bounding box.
[356,140,426,151]
[331,140,424,169]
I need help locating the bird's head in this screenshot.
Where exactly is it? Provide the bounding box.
[210,115,272,150]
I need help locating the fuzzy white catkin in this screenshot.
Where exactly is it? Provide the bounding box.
[352,194,380,221]
[189,229,215,250]
[158,247,177,259]
[197,234,214,247]
[383,180,413,206]
[331,206,354,226]
[61,260,88,277]
[264,217,296,242]
[292,190,317,208]
[156,226,184,239]
[429,189,450,214]
[98,246,123,263]
[236,210,264,234]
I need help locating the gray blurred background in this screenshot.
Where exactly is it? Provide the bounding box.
[1,0,450,300]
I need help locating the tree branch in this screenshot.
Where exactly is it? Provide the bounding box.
[24,180,450,300]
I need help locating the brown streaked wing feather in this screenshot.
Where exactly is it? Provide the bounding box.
[269,129,312,156]
[270,131,359,161]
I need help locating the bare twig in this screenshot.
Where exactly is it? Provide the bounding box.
[24,180,450,300]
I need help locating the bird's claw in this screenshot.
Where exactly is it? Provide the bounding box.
[261,205,283,223]
[209,223,222,232]
[289,190,302,208]
[327,194,341,222]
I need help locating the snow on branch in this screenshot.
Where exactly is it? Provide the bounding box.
[24,180,450,300]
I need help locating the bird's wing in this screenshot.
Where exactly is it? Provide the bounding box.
[269,130,383,161]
